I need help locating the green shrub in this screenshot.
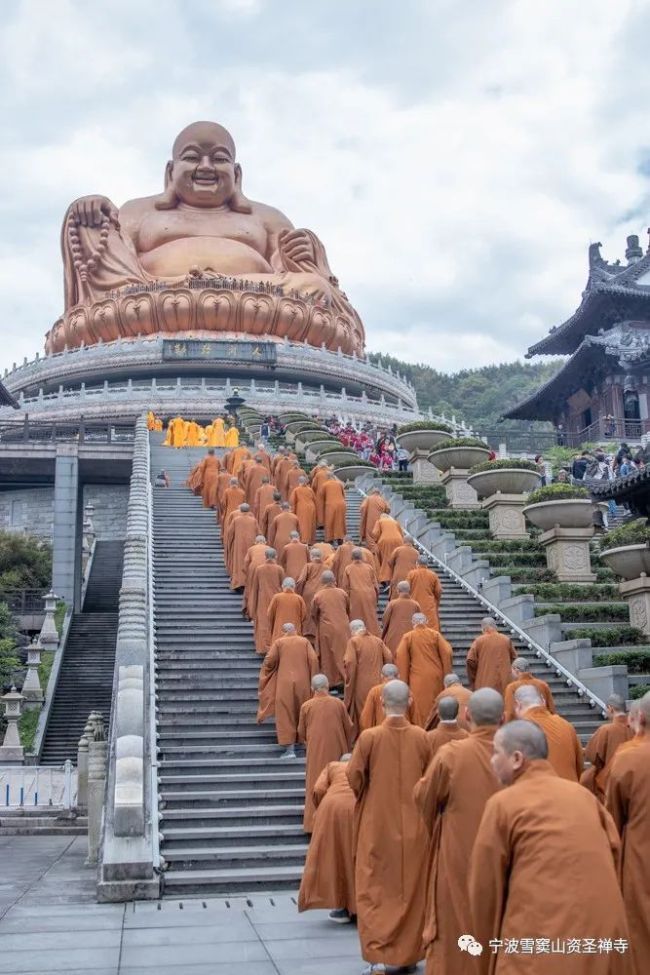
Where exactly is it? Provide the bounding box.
[397,420,453,434]
[534,603,629,622]
[430,437,489,451]
[0,532,52,590]
[600,518,650,552]
[476,551,546,566]
[18,707,40,751]
[526,484,590,505]
[593,650,650,673]
[492,567,556,582]
[630,683,650,699]
[468,458,538,474]
[514,583,620,601]
[568,625,646,646]
[478,539,539,552]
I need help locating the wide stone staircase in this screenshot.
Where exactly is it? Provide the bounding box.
[40,540,123,765]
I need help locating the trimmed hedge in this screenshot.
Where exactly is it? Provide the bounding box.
[534,603,629,622]
[514,583,620,602]
[600,518,650,552]
[430,437,489,451]
[492,567,556,582]
[593,650,650,673]
[630,683,650,699]
[526,484,590,505]
[478,540,540,552]
[476,551,546,566]
[568,625,646,646]
[468,458,538,474]
[397,420,453,434]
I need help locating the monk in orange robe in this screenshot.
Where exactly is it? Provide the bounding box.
[388,537,419,597]
[225,505,259,590]
[280,532,309,581]
[515,685,583,781]
[581,693,632,802]
[248,549,283,653]
[253,478,275,523]
[299,674,354,831]
[360,488,390,550]
[503,656,556,721]
[290,477,317,544]
[426,695,469,759]
[343,620,393,735]
[406,557,442,630]
[310,571,350,685]
[286,460,307,498]
[466,617,516,695]
[330,536,356,587]
[228,445,250,477]
[221,478,245,527]
[414,688,503,975]
[396,614,453,725]
[261,492,282,539]
[199,449,221,508]
[298,754,356,921]
[360,663,422,730]
[342,548,380,636]
[348,679,432,970]
[296,551,325,638]
[242,535,268,616]
[214,469,233,523]
[372,514,404,584]
[381,581,421,654]
[267,577,308,645]
[321,474,347,543]
[470,720,630,975]
[310,461,331,526]
[611,701,645,761]
[243,458,268,507]
[268,502,300,559]
[256,623,318,754]
[424,673,472,730]
[606,691,650,975]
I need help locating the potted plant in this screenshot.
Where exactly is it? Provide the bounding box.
[305,439,346,462]
[599,519,650,579]
[467,458,542,498]
[396,420,453,455]
[522,484,594,530]
[428,437,491,472]
[332,460,375,482]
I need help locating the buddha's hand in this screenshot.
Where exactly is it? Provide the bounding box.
[278,228,318,268]
[69,195,120,229]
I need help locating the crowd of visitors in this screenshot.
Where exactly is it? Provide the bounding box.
[324,418,411,470]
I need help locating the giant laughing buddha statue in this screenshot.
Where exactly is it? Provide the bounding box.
[48,121,365,356]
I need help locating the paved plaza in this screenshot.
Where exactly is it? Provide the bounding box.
[0,836,363,975]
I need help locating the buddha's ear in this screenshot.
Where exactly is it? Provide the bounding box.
[154,161,178,210]
[230,163,253,214]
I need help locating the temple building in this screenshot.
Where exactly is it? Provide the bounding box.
[506,233,650,446]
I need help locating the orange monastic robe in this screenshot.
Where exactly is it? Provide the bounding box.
[331,541,356,587]
[248,561,283,653]
[396,626,453,726]
[406,566,442,631]
[504,670,556,722]
[269,510,300,558]
[311,466,331,526]
[286,465,307,498]
[221,485,245,526]
[226,511,259,589]
[200,454,221,508]
[299,693,354,832]
[290,484,317,545]
[348,717,432,967]
[253,482,275,523]
[359,683,421,731]
[523,706,584,782]
[343,633,393,734]
[244,463,268,507]
[321,479,347,542]
[425,682,472,730]
[298,761,356,916]
[582,714,633,802]
[296,562,325,638]
[311,586,350,685]
[267,590,308,644]
[256,634,318,744]
[343,560,380,636]
[381,594,422,654]
[372,518,404,583]
[215,471,233,522]
[360,492,390,550]
[280,539,310,581]
[388,544,419,597]
[261,501,282,540]
[426,721,469,760]
[242,542,268,615]
[466,629,516,695]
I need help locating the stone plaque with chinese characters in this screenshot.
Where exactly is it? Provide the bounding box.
[162,340,277,366]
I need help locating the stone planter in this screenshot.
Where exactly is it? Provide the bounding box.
[318,450,362,467]
[396,429,451,454]
[467,468,541,499]
[333,464,374,483]
[600,544,650,581]
[428,445,491,472]
[618,573,650,634]
[440,469,480,509]
[522,499,595,531]
[305,440,344,462]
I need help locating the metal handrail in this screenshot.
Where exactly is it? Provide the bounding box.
[355,480,607,715]
[146,475,160,875]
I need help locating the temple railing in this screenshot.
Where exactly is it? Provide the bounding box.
[566,416,650,447]
[0,416,135,444]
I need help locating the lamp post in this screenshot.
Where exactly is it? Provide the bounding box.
[0,687,25,764]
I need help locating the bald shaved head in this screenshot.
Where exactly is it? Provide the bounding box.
[352,548,364,560]
[512,657,529,674]
[412,613,427,626]
[492,720,548,786]
[444,673,461,687]
[255,535,266,543]
[481,617,498,632]
[349,619,366,634]
[381,663,399,680]
[282,622,296,635]
[468,688,504,726]
[382,679,410,714]
[321,570,335,585]
[339,753,352,762]
[310,548,322,560]
[397,581,410,595]
[265,548,277,560]
[312,674,329,692]
[438,696,460,722]
[282,577,296,590]
[514,685,544,713]
[606,693,626,714]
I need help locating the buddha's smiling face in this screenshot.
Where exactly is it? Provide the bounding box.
[169,122,238,209]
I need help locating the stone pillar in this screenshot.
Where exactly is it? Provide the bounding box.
[39,591,60,652]
[539,526,596,582]
[77,712,100,813]
[52,444,82,611]
[21,637,44,708]
[411,449,440,484]
[440,468,479,509]
[0,687,25,764]
[482,493,529,539]
[619,575,650,634]
[87,713,107,865]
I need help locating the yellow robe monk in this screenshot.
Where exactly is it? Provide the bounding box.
[343,632,393,734]
[267,590,308,644]
[503,670,556,722]
[360,492,390,550]
[466,629,516,694]
[290,484,317,544]
[226,510,259,589]
[224,425,239,447]
[165,415,186,447]
[406,565,442,631]
[582,714,633,802]
[372,517,404,583]
[388,543,420,597]
[200,454,221,509]
[296,561,325,638]
[280,538,309,581]
[298,761,356,916]
[359,682,421,731]
[470,760,631,975]
[248,560,283,653]
[321,478,347,542]
[343,560,380,636]
[146,410,155,430]
[523,705,584,781]
[299,693,354,832]
[606,740,650,975]
[426,721,469,759]
[269,509,300,558]
[348,717,432,967]
[396,624,453,724]
[256,634,318,744]
[311,586,350,685]
[381,594,421,654]
[185,420,201,446]
[210,417,226,447]
[414,726,500,974]
[425,682,472,730]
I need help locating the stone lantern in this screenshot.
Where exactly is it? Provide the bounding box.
[39,590,60,652]
[21,636,44,707]
[0,687,25,764]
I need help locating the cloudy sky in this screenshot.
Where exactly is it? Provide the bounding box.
[2,0,650,373]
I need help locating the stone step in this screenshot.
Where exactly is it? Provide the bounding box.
[162,844,309,869]
[160,772,305,788]
[162,824,305,845]
[162,864,304,894]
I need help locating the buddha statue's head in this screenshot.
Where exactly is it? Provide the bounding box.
[156,120,251,213]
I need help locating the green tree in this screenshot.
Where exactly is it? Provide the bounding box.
[0,532,52,590]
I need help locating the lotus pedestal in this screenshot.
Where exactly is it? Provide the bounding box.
[619,575,650,635]
[411,449,440,485]
[539,526,596,583]
[440,468,479,509]
[482,493,528,539]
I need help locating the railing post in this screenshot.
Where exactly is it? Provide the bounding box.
[23,413,29,442]
[79,417,85,445]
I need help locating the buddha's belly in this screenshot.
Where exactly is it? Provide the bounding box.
[139,236,273,277]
